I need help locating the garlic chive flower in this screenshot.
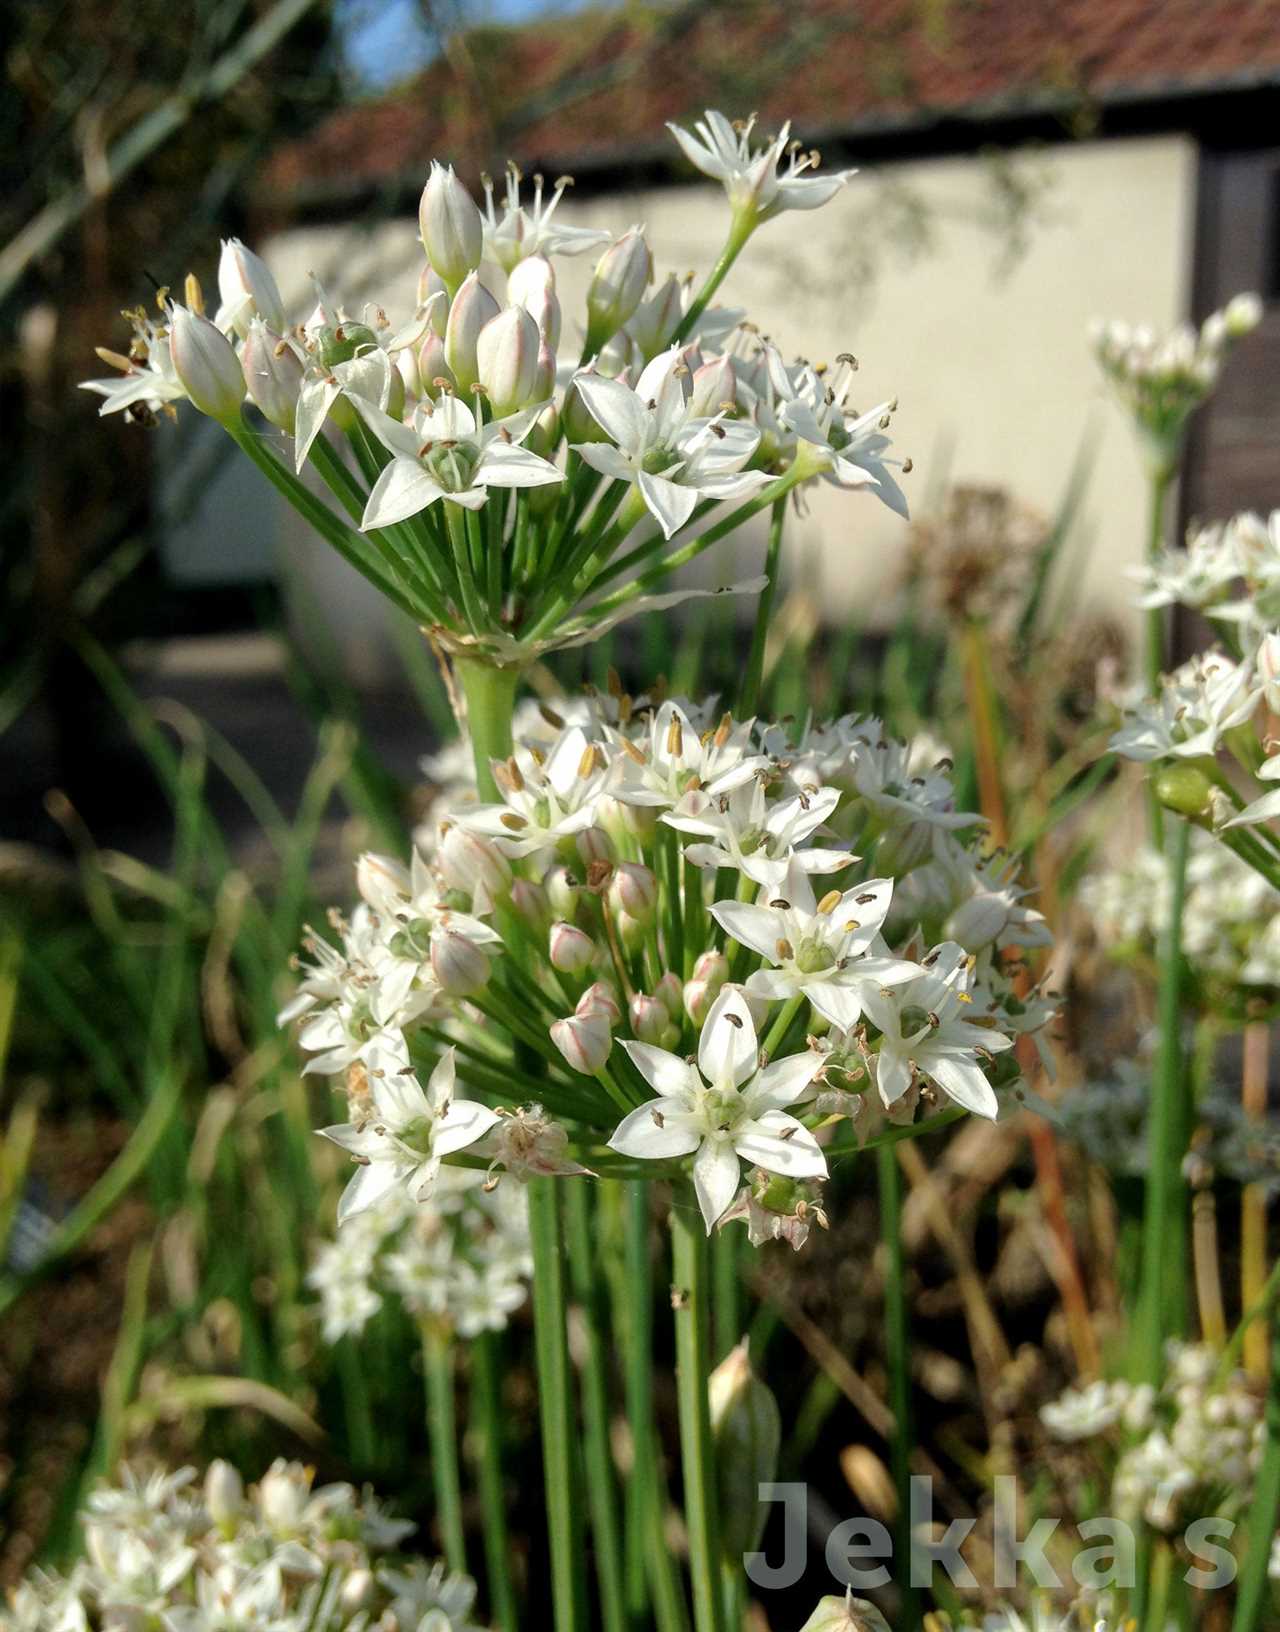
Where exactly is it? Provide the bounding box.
[608,985,827,1230]
[481,162,611,271]
[666,110,855,236]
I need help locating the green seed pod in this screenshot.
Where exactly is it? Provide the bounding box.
[1153,763,1214,821]
[708,1339,780,1563]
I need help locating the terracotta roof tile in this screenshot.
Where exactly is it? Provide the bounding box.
[263,0,1280,203]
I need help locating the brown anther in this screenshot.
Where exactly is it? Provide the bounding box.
[725,1011,743,1028]
[769,898,791,910]
[776,938,795,960]
[500,812,528,831]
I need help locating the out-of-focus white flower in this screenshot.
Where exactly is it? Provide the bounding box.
[481,164,611,271]
[666,110,855,230]
[1110,650,1259,762]
[215,237,286,335]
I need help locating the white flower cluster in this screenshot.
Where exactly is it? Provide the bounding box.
[1111,509,1280,837]
[83,113,904,664]
[282,691,1054,1237]
[0,1457,480,1632]
[1081,824,1280,990]
[308,1166,531,1342]
[1042,1343,1266,1533]
[1090,294,1261,468]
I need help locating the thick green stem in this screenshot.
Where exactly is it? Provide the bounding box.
[454,657,521,800]
[711,1230,740,1362]
[529,1178,586,1632]
[1230,1317,1280,1630]
[877,1144,920,1632]
[1135,817,1191,1384]
[1144,465,1174,847]
[565,1180,627,1632]
[739,496,786,716]
[671,1198,725,1632]
[421,1320,467,1576]
[471,1331,519,1632]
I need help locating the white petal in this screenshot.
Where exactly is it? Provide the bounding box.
[697,987,759,1088]
[746,1050,825,1113]
[336,1159,401,1225]
[693,1137,742,1231]
[734,1112,828,1180]
[293,377,339,471]
[353,395,422,459]
[638,471,699,539]
[709,900,784,962]
[875,1048,913,1107]
[621,1039,700,1098]
[572,372,648,452]
[609,1101,702,1158]
[924,1054,998,1120]
[475,443,564,489]
[436,1098,503,1154]
[572,442,637,484]
[362,458,444,528]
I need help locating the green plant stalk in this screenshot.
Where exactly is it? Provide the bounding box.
[1144,465,1174,847]
[622,1181,657,1625]
[565,1180,628,1632]
[671,1198,725,1632]
[711,1230,740,1362]
[1134,816,1191,1385]
[471,1331,519,1632]
[422,1321,467,1576]
[877,1144,920,1632]
[1230,1318,1280,1632]
[455,658,522,800]
[671,216,754,345]
[529,1178,587,1632]
[739,496,787,716]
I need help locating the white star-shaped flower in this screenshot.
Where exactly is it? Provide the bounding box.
[666,110,855,226]
[320,1038,499,1224]
[664,776,852,886]
[608,986,827,1230]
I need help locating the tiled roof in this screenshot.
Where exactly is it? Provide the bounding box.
[264,0,1280,202]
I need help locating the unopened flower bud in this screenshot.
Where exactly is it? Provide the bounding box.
[340,1571,377,1615]
[944,890,1009,953]
[563,377,608,443]
[630,993,676,1046]
[217,237,285,334]
[510,877,551,931]
[577,826,616,867]
[477,304,541,416]
[709,1339,781,1561]
[204,1459,244,1528]
[533,342,557,403]
[431,930,491,997]
[1224,291,1263,338]
[577,980,621,1026]
[551,1008,612,1074]
[586,228,652,349]
[689,354,739,418]
[550,920,596,973]
[547,866,581,921]
[418,263,449,331]
[508,255,562,350]
[420,162,484,288]
[169,304,245,423]
[444,272,500,393]
[257,1460,311,1534]
[872,818,932,878]
[684,951,729,1024]
[628,272,684,358]
[611,861,657,924]
[653,970,683,1019]
[440,825,512,902]
[799,1592,892,1632]
[242,323,302,433]
[1258,631,1280,713]
[417,333,455,399]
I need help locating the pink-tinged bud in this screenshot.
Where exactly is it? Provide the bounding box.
[444,272,500,393]
[610,861,656,924]
[242,323,302,433]
[577,980,621,1026]
[509,255,562,351]
[477,304,541,416]
[418,263,449,330]
[355,851,410,918]
[683,978,716,1026]
[1259,631,1280,713]
[419,162,484,288]
[586,228,652,348]
[615,909,646,952]
[431,929,491,997]
[653,970,683,1019]
[596,327,637,378]
[533,342,557,403]
[168,305,245,423]
[798,1595,891,1632]
[629,993,675,1046]
[217,237,285,335]
[709,1339,781,1561]
[577,826,616,867]
[417,333,455,400]
[691,949,730,986]
[551,1008,612,1074]
[628,272,684,359]
[510,877,551,931]
[439,825,512,901]
[550,920,596,974]
[689,354,740,418]
[396,345,422,401]
[547,867,581,921]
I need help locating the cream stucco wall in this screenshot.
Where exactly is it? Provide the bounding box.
[259,133,1196,670]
